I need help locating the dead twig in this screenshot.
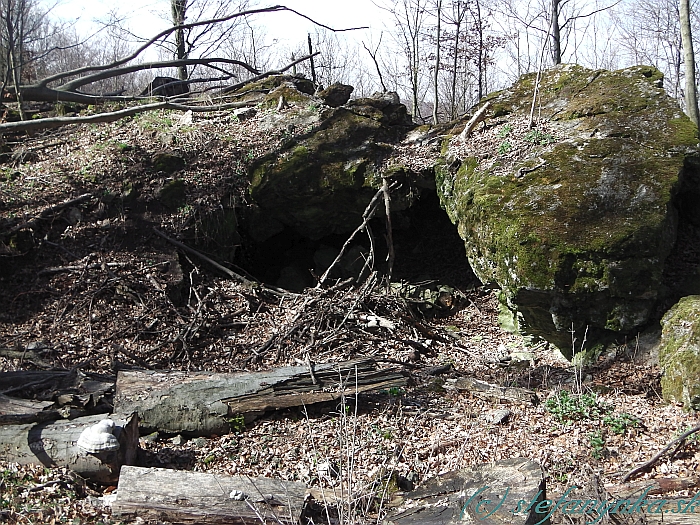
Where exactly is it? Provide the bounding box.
[37,262,128,276]
[621,423,700,482]
[3,193,92,236]
[153,228,294,299]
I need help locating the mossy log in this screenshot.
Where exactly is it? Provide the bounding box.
[0,413,138,484]
[114,358,407,436]
[112,466,307,524]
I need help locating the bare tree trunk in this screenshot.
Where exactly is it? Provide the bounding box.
[680,0,699,126]
[475,0,484,100]
[433,0,441,124]
[307,33,317,87]
[4,0,25,120]
[551,0,562,64]
[171,0,188,80]
[450,17,460,120]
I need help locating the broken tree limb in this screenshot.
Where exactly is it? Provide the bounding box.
[457,101,491,141]
[382,177,395,283]
[449,376,540,405]
[112,466,308,525]
[152,227,293,299]
[607,476,700,499]
[0,101,253,133]
[621,423,700,482]
[2,193,92,236]
[0,395,58,425]
[0,413,138,484]
[113,359,407,436]
[317,188,385,287]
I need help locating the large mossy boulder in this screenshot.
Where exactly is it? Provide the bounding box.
[659,296,700,411]
[436,64,700,357]
[248,90,416,240]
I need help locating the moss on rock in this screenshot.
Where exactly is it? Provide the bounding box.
[660,296,700,411]
[437,64,700,357]
[248,96,415,240]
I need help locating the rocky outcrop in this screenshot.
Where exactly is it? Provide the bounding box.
[318,83,354,107]
[248,87,417,240]
[436,64,700,357]
[140,77,189,98]
[659,296,700,411]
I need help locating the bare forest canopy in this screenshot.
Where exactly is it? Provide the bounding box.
[0,0,699,129]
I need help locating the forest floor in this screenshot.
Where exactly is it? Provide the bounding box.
[0,104,699,525]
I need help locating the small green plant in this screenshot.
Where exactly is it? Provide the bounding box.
[588,431,606,459]
[498,141,512,155]
[545,390,610,423]
[227,415,246,433]
[524,129,555,145]
[498,124,512,138]
[603,413,640,435]
[387,386,403,397]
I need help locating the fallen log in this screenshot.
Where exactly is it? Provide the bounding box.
[607,476,700,498]
[0,394,60,425]
[114,358,407,436]
[0,369,114,402]
[0,413,138,484]
[448,376,540,405]
[386,458,546,525]
[112,466,308,525]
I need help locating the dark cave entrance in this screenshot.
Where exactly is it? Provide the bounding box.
[240,191,479,293]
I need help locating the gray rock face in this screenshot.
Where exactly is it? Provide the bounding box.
[436,64,700,357]
[659,295,700,411]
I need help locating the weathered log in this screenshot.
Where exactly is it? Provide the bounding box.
[112,466,307,524]
[0,394,59,425]
[449,377,540,405]
[114,358,407,436]
[0,413,138,484]
[386,458,546,525]
[0,369,114,414]
[607,476,700,498]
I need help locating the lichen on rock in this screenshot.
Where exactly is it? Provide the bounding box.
[437,64,700,358]
[659,295,700,411]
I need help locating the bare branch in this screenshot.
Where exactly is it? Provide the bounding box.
[220,52,319,94]
[60,57,259,91]
[561,0,623,30]
[0,100,251,133]
[37,5,367,89]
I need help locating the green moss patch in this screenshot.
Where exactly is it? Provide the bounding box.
[660,296,700,411]
[437,64,700,357]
